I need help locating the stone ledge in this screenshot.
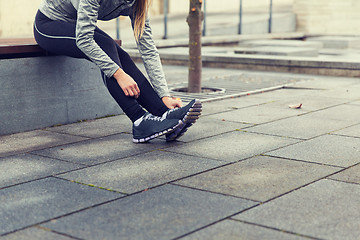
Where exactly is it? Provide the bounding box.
[128,49,360,77]
[0,56,121,135]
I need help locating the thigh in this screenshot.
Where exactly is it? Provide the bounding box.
[34,12,86,58]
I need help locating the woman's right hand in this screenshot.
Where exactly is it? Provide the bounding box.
[113,68,140,98]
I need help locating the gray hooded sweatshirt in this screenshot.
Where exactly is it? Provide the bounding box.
[38,0,170,98]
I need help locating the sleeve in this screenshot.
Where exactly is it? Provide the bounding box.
[76,0,120,78]
[131,15,170,98]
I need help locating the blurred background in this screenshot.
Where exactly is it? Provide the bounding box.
[1,0,360,41]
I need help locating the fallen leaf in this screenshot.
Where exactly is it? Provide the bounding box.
[289,103,302,109]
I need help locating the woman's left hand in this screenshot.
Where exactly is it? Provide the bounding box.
[162,96,183,109]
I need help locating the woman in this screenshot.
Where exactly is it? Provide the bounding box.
[33,0,201,143]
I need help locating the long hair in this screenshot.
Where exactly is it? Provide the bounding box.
[134,0,149,42]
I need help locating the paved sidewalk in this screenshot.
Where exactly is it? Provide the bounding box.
[1,70,360,239]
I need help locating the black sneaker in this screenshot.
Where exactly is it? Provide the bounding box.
[164,99,202,141]
[133,113,183,143]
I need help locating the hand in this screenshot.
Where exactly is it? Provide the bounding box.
[113,68,140,98]
[162,96,183,109]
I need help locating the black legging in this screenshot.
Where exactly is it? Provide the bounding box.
[33,10,168,122]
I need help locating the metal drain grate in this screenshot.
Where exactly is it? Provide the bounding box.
[169,73,310,103]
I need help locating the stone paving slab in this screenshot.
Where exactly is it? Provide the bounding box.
[180,219,307,240]
[308,85,360,101]
[32,133,179,166]
[208,104,301,125]
[46,114,131,138]
[332,123,360,138]
[0,130,88,158]
[328,164,360,185]
[1,227,74,240]
[265,93,349,112]
[0,177,121,235]
[236,87,350,113]
[42,184,256,240]
[233,179,360,240]
[175,116,250,143]
[0,153,83,189]
[266,134,360,167]
[166,131,299,163]
[246,113,355,139]
[174,155,341,202]
[201,96,273,116]
[290,76,360,90]
[309,104,360,123]
[57,150,224,194]
[237,87,315,102]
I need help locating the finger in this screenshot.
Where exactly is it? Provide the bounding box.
[134,86,140,98]
[130,86,139,98]
[123,88,129,96]
[175,100,183,108]
[134,84,140,95]
[128,88,135,97]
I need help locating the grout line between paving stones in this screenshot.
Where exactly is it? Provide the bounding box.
[42,128,131,139]
[327,122,360,132]
[175,128,247,144]
[27,133,152,167]
[324,177,360,186]
[171,199,262,240]
[28,152,89,167]
[0,176,52,191]
[3,84,359,238]
[249,168,351,206]
[228,219,323,240]
[330,133,360,139]
[232,100,359,131]
[169,183,259,203]
[169,154,348,205]
[52,176,127,195]
[244,119,360,142]
[160,147,230,162]
[1,179,128,237]
[30,151,343,240]
[0,153,94,190]
[241,129,306,140]
[36,226,84,240]
[0,134,94,160]
[261,154,347,169]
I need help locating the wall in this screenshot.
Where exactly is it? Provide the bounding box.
[168,0,293,14]
[0,0,42,37]
[293,0,360,35]
[0,0,294,38]
[0,56,122,135]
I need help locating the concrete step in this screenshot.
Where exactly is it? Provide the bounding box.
[234,46,318,57]
[306,36,360,49]
[239,39,323,49]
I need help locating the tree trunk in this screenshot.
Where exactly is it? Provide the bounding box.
[187,0,203,93]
